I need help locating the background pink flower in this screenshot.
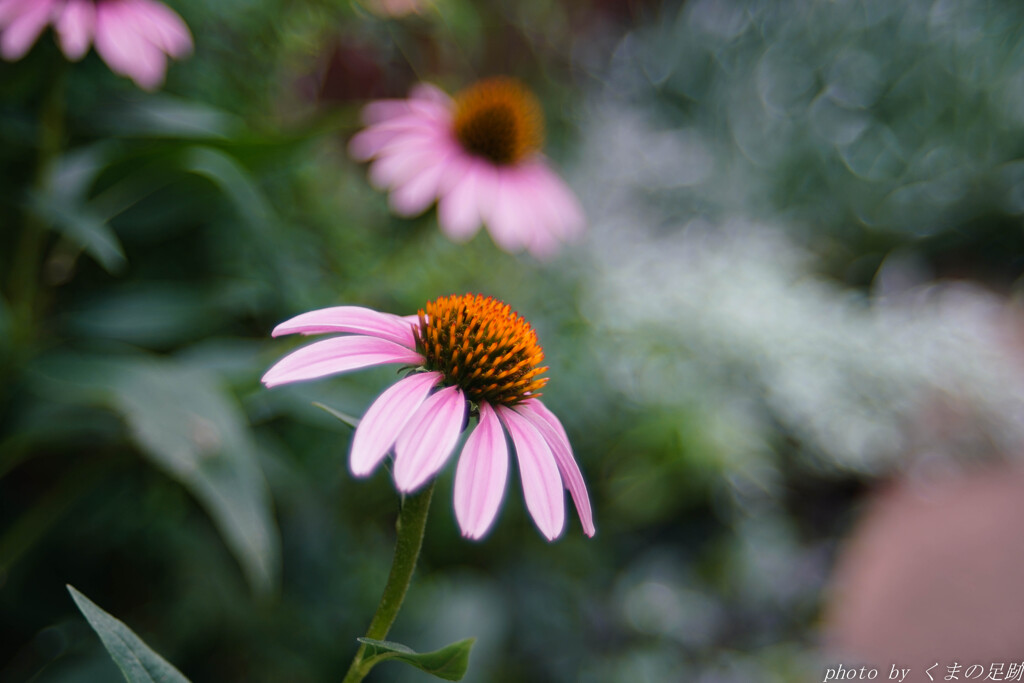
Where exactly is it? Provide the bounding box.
[263,294,596,541]
[0,0,192,90]
[349,78,586,260]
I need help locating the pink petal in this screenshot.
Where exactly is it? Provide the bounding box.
[130,0,192,58]
[55,0,95,60]
[496,405,565,541]
[0,0,34,27]
[482,168,530,254]
[524,160,585,241]
[95,0,167,90]
[262,335,424,388]
[362,99,413,125]
[407,97,452,123]
[409,82,453,108]
[389,151,453,217]
[519,400,595,537]
[350,371,441,476]
[368,141,446,190]
[508,164,568,259]
[271,306,417,349]
[393,385,466,493]
[348,119,438,161]
[1,0,55,61]
[437,159,489,242]
[454,402,509,539]
[360,90,451,126]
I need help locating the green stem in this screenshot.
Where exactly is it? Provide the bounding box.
[341,482,435,683]
[8,64,65,349]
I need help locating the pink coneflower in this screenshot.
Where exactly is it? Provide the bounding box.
[263,294,595,541]
[349,78,585,260]
[0,0,192,91]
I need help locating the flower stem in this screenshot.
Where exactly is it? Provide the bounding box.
[341,481,435,683]
[9,63,65,349]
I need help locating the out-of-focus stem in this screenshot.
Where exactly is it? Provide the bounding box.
[341,482,435,683]
[8,66,65,348]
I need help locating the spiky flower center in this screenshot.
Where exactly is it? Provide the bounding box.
[452,77,544,166]
[414,294,548,406]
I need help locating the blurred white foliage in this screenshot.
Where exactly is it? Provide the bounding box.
[573,104,1024,477]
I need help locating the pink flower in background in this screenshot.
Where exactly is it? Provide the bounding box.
[349,78,585,260]
[263,294,595,541]
[0,0,192,90]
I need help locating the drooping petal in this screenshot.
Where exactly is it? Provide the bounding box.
[350,371,441,476]
[0,0,55,61]
[360,85,451,126]
[130,0,192,59]
[95,0,167,90]
[0,0,34,27]
[409,82,453,108]
[388,148,456,217]
[454,402,509,539]
[348,119,441,161]
[506,163,567,259]
[482,168,530,254]
[518,400,595,537]
[496,405,565,541]
[368,141,446,190]
[262,336,424,388]
[271,306,417,349]
[393,385,466,493]
[437,159,487,242]
[523,160,585,241]
[55,0,95,60]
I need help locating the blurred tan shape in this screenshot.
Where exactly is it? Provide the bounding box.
[824,467,1024,682]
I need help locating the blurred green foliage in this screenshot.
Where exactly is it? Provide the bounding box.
[3,0,1024,681]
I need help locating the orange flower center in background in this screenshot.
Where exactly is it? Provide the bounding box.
[415,294,549,405]
[452,77,544,166]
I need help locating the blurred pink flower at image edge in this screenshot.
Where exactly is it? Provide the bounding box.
[350,79,586,260]
[262,295,595,541]
[0,0,192,90]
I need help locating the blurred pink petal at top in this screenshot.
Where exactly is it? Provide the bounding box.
[0,0,192,91]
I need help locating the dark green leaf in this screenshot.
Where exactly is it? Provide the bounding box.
[32,355,279,594]
[98,96,241,139]
[67,585,191,683]
[358,637,475,681]
[180,146,274,238]
[107,359,280,594]
[30,193,127,273]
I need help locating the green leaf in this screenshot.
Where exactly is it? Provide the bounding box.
[31,355,280,595]
[107,359,280,594]
[357,637,475,681]
[67,585,192,683]
[99,95,242,139]
[30,144,128,273]
[31,193,127,273]
[311,402,361,429]
[180,146,275,239]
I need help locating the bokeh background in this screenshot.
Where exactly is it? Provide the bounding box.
[4,0,1024,681]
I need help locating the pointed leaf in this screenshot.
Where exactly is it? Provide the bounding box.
[67,585,192,683]
[30,192,127,273]
[107,360,280,594]
[357,637,475,681]
[31,354,280,595]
